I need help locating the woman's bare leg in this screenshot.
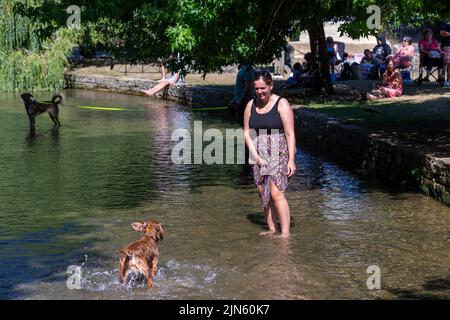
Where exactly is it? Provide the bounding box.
[142,80,170,96]
[270,180,290,237]
[159,64,166,81]
[257,186,277,235]
[366,93,377,101]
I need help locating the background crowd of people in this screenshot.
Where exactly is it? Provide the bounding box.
[284,21,450,99]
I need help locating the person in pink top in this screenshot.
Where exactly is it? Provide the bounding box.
[392,37,415,68]
[418,28,445,81]
[366,57,402,100]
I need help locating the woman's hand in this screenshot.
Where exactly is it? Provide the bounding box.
[256,155,267,167]
[287,160,296,177]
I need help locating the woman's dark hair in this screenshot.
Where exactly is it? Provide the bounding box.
[293,62,301,71]
[304,52,315,63]
[386,56,394,64]
[422,28,432,37]
[254,69,273,85]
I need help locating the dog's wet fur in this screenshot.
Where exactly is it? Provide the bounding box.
[20,92,64,129]
[119,220,164,288]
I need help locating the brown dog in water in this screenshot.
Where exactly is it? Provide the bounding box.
[20,92,63,129]
[119,220,164,288]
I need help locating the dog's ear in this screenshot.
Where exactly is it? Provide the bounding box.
[156,224,164,241]
[131,222,147,232]
[20,93,31,101]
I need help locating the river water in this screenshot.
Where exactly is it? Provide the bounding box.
[0,89,449,299]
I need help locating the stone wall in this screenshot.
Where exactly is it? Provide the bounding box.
[295,108,450,206]
[64,74,234,107]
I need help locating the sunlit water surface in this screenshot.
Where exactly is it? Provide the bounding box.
[0,89,449,299]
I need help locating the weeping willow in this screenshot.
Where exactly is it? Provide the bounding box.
[0,0,76,92]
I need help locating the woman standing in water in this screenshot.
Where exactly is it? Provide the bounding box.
[243,69,297,238]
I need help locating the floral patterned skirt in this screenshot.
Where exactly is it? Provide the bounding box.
[252,131,289,208]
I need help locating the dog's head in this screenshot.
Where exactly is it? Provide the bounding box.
[20,93,36,105]
[131,220,164,242]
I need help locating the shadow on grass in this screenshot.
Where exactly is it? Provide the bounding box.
[300,95,450,157]
[305,96,450,128]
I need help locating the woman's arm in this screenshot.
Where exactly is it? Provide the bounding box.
[278,98,297,177]
[440,30,450,37]
[385,44,392,56]
[159,65,166,81]
[174,72,181,83]
[419,41,428,55]
[393,71,402,89]
[398,47,407,56]
[243,100,263,165]
[432,40,444,53]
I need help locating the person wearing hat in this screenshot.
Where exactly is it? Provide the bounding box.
[372,35,392,76]
[419,28,444,81]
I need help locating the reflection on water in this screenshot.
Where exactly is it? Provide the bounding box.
[0,89,449,299]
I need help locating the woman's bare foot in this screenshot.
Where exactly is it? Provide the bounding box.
[142,89,154,96]
[259,230,276,236]
[273,233,290,239]
[366,93,377,101]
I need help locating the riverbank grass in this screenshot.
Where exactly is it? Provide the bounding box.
[301,95,450,130]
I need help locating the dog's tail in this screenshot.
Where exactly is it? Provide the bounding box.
[51,93,64,105]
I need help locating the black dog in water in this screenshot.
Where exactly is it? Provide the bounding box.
[20,92,64,129]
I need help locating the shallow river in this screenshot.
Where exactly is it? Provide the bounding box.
[0,89,448,299]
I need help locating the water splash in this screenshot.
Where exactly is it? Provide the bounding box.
[77,256,224,298]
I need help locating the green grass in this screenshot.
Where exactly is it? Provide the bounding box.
[303,96,450,129]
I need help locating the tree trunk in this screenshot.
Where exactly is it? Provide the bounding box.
[307,20,334,94]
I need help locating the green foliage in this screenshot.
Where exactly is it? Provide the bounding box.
[164,1,298,72]
[0,0,77,91]
[2,0,450,90]
[0,29,76,91]
[166,24,196,53]
[328,0,450,38]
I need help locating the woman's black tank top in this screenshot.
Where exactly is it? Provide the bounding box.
[249,96,283,132]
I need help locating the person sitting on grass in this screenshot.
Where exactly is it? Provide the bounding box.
[142,70,184,97]
[298,53,318,88]
[365,57,402,100]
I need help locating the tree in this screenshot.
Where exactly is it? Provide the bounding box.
[0,0,76,91]
[4,0,450,92]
